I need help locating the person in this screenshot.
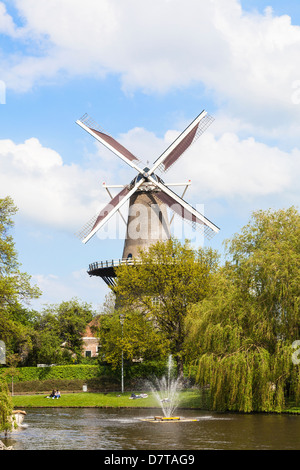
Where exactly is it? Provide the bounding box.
[46,390,56,398]
[55,390,61,398]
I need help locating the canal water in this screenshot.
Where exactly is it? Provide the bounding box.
[1,408,300,450]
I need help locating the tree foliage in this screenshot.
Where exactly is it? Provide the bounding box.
[185,207,300,412]
[98,308,169,369]
[114,238,219,376]
[0,197,41,314]
[0,197,41,364]
[0,375,13,433]
[29,298,95,364]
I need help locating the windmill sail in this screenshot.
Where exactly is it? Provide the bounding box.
[76,114,142,171]
[147,172,219,238]
[151,111,214,173]
[76,180,144,244]
[90,128,139,163]
[155,190,218,239]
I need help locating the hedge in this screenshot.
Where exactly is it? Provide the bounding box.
[8,377,122,394]
[0,361,171,382]
[0,365,99,383]
[0,361,196,389]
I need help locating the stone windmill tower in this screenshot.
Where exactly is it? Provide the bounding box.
[76,111,219,286]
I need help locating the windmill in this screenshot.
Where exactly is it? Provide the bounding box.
[76,111,220,286]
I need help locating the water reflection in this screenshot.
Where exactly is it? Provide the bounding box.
[1,408,300,450]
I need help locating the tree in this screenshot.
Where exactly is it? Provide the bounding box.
[23,299,96,365]
[185,207,300,412]
[0,197,41,314]
[36,298,95,362]
[56,298,95,360]
[29,311,66,365]
[0,375,13,434]
[114,238,219,377]
[98,308,169,369]
[0,197,41,362]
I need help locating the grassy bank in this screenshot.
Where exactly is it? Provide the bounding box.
[12,391,300,413]
[12,390,202,409]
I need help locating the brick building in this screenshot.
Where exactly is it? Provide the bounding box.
[82,318,100,358]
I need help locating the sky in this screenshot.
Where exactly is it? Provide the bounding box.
[0,0,299,312]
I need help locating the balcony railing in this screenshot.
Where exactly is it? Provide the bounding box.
[88,256,193,273]
[88,258,142,272]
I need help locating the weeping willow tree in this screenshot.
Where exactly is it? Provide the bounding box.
[185,207,300,412]
[0,375,13,434]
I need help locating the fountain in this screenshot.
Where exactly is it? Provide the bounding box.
[150,355,181,420]
[141,355,197,423]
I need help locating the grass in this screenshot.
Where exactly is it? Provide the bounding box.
[12,390,203,409]
[12,392,300,414]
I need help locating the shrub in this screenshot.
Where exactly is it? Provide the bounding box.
[0,365,99,383]
[0,376,13,433]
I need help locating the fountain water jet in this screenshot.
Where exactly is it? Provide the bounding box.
[150,355,181,419]
[141,355,197,422]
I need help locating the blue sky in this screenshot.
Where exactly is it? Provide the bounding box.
[1,0,300,311]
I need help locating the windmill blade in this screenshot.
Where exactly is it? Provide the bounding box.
[104,184,127,226]
[76,114,143,173]
[169,182,190,225]
[76,179,144,244]
[149,111,214,174]
[148,176,219,239]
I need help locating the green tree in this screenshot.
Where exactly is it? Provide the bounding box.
[36,298,95,363]
[25,299,96,365]
[29,311,65,365]
[0,197,41,362]
[56,298,95,360]
[114,238,219,377]
[98,308,169,369]
[185,207,300,412]
[0,375,13,434]
[0,197,41,315]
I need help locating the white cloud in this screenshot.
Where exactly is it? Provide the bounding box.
[0,137,108,231]
[0,0,299,132]
[169,129,300,203]
[0,2,18,36]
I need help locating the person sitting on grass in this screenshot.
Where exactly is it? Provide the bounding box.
[54,390,61,398]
